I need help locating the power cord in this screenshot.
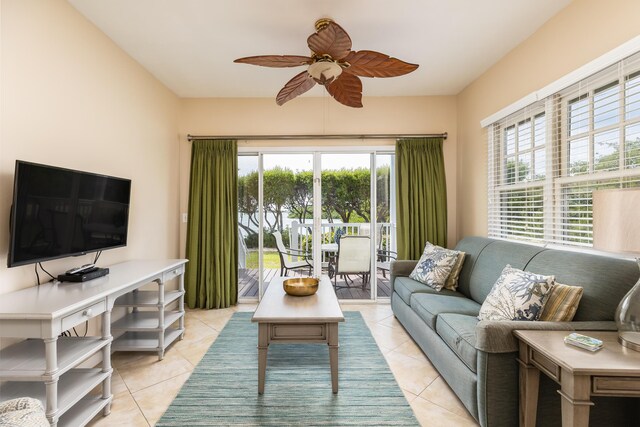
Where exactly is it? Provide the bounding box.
[35,262,57,286]
[38,262,56,280]
[93,250,102,264]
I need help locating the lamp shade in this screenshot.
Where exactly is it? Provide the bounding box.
[593,188,640,351]
[592,188,640,253]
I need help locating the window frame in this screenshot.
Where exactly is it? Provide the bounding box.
[488,58,640,248]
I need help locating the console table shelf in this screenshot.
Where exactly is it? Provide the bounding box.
[114,290,183,307]
[111,310,184,331]
[0,337,110,380]
[0,259,188,427]
[110,262,186,359]
[112,328,184,352]
[0,368,110,418]
[58,395,112,427]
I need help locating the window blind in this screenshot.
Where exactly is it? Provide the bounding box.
[487,50,640,248]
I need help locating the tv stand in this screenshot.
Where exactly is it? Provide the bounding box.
[0,259,187,427]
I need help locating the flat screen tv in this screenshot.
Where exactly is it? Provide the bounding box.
[8,160,131,267]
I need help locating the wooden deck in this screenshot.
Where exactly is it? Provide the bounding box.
[238,268,392,300]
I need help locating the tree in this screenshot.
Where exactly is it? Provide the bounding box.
[376,166,391,222]
[286,170,313,223]
[505,159,530,184]
[350,168,371,222]
[263,167,294,232]
[321,168,371,223]
[237,171,259,237]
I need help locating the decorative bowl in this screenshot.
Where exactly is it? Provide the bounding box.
[283,277,319,296]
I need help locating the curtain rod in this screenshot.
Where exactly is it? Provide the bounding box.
[187,132,447,142]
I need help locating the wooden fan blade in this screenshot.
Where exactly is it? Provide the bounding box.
[343,50,418,78]
[307,21,352,61]
[325,73,363,108]
[234,55,313,68]
[276,71,316,105]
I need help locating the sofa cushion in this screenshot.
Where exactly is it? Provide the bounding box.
[525,250,640,321]
[436,313,479,373]
[394,276,463,305]
[410,293,482,329]
[466,240,547,304]
[452,237,496,299]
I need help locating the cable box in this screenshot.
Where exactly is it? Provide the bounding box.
[58,267,109,282]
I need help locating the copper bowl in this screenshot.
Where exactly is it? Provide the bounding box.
[283,277,319,296]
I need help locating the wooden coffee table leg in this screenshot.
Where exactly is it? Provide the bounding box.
[328,322,339,394]
[258,323,269,394]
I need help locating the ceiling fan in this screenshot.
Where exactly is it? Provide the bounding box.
[234,19,419,108]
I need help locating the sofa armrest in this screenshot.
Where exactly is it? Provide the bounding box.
[390,260,418,294]
[475,320,618,353]
[475,321,574,353]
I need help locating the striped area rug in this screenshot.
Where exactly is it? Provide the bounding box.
[158,311,418,426]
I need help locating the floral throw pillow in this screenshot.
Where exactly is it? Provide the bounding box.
[478,265,554,321]
[409,243,460,291]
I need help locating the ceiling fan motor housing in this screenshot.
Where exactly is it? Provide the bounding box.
[308,60,342,85]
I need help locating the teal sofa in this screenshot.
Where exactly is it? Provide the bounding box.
[390,236,640,427]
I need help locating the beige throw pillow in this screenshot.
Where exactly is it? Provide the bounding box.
[443,251,465,291]
[539,282,584,322]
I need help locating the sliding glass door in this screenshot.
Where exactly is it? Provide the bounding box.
[237,149,395,302]
[375,153,397,298]
[237,154,259,299]
[261,154,314,295]
[320,153,373,299]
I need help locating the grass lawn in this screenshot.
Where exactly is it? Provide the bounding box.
[245,250,281,269]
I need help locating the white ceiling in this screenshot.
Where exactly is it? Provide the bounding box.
[68,0,571,98]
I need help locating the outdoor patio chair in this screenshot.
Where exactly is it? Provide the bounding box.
[273,231,312,277]
[376,248,397,278]
[328,235,371,290]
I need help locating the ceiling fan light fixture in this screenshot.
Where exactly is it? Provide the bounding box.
[307,60,342,85]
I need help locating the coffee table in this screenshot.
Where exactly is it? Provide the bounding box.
[251,275,344,394]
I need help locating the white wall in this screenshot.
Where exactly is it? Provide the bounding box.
[456,0,640,237]
[0,0,181,346]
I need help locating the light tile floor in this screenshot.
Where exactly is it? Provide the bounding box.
[87,303,479,427]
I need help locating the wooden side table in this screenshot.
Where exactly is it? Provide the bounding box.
[515,330,640,427]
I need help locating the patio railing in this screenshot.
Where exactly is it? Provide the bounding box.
[290,221,395,262]
[237,222,397,268]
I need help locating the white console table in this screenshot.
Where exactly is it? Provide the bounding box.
[0,259,187,427]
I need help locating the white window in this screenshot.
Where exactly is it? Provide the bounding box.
[488,51,640,248]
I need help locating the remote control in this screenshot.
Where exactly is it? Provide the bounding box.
[66,263,95,275]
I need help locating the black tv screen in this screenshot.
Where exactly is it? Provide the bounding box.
[8,161,131,267]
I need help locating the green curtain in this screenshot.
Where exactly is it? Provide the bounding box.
[185,139,238,309]
[396,137,447,260]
